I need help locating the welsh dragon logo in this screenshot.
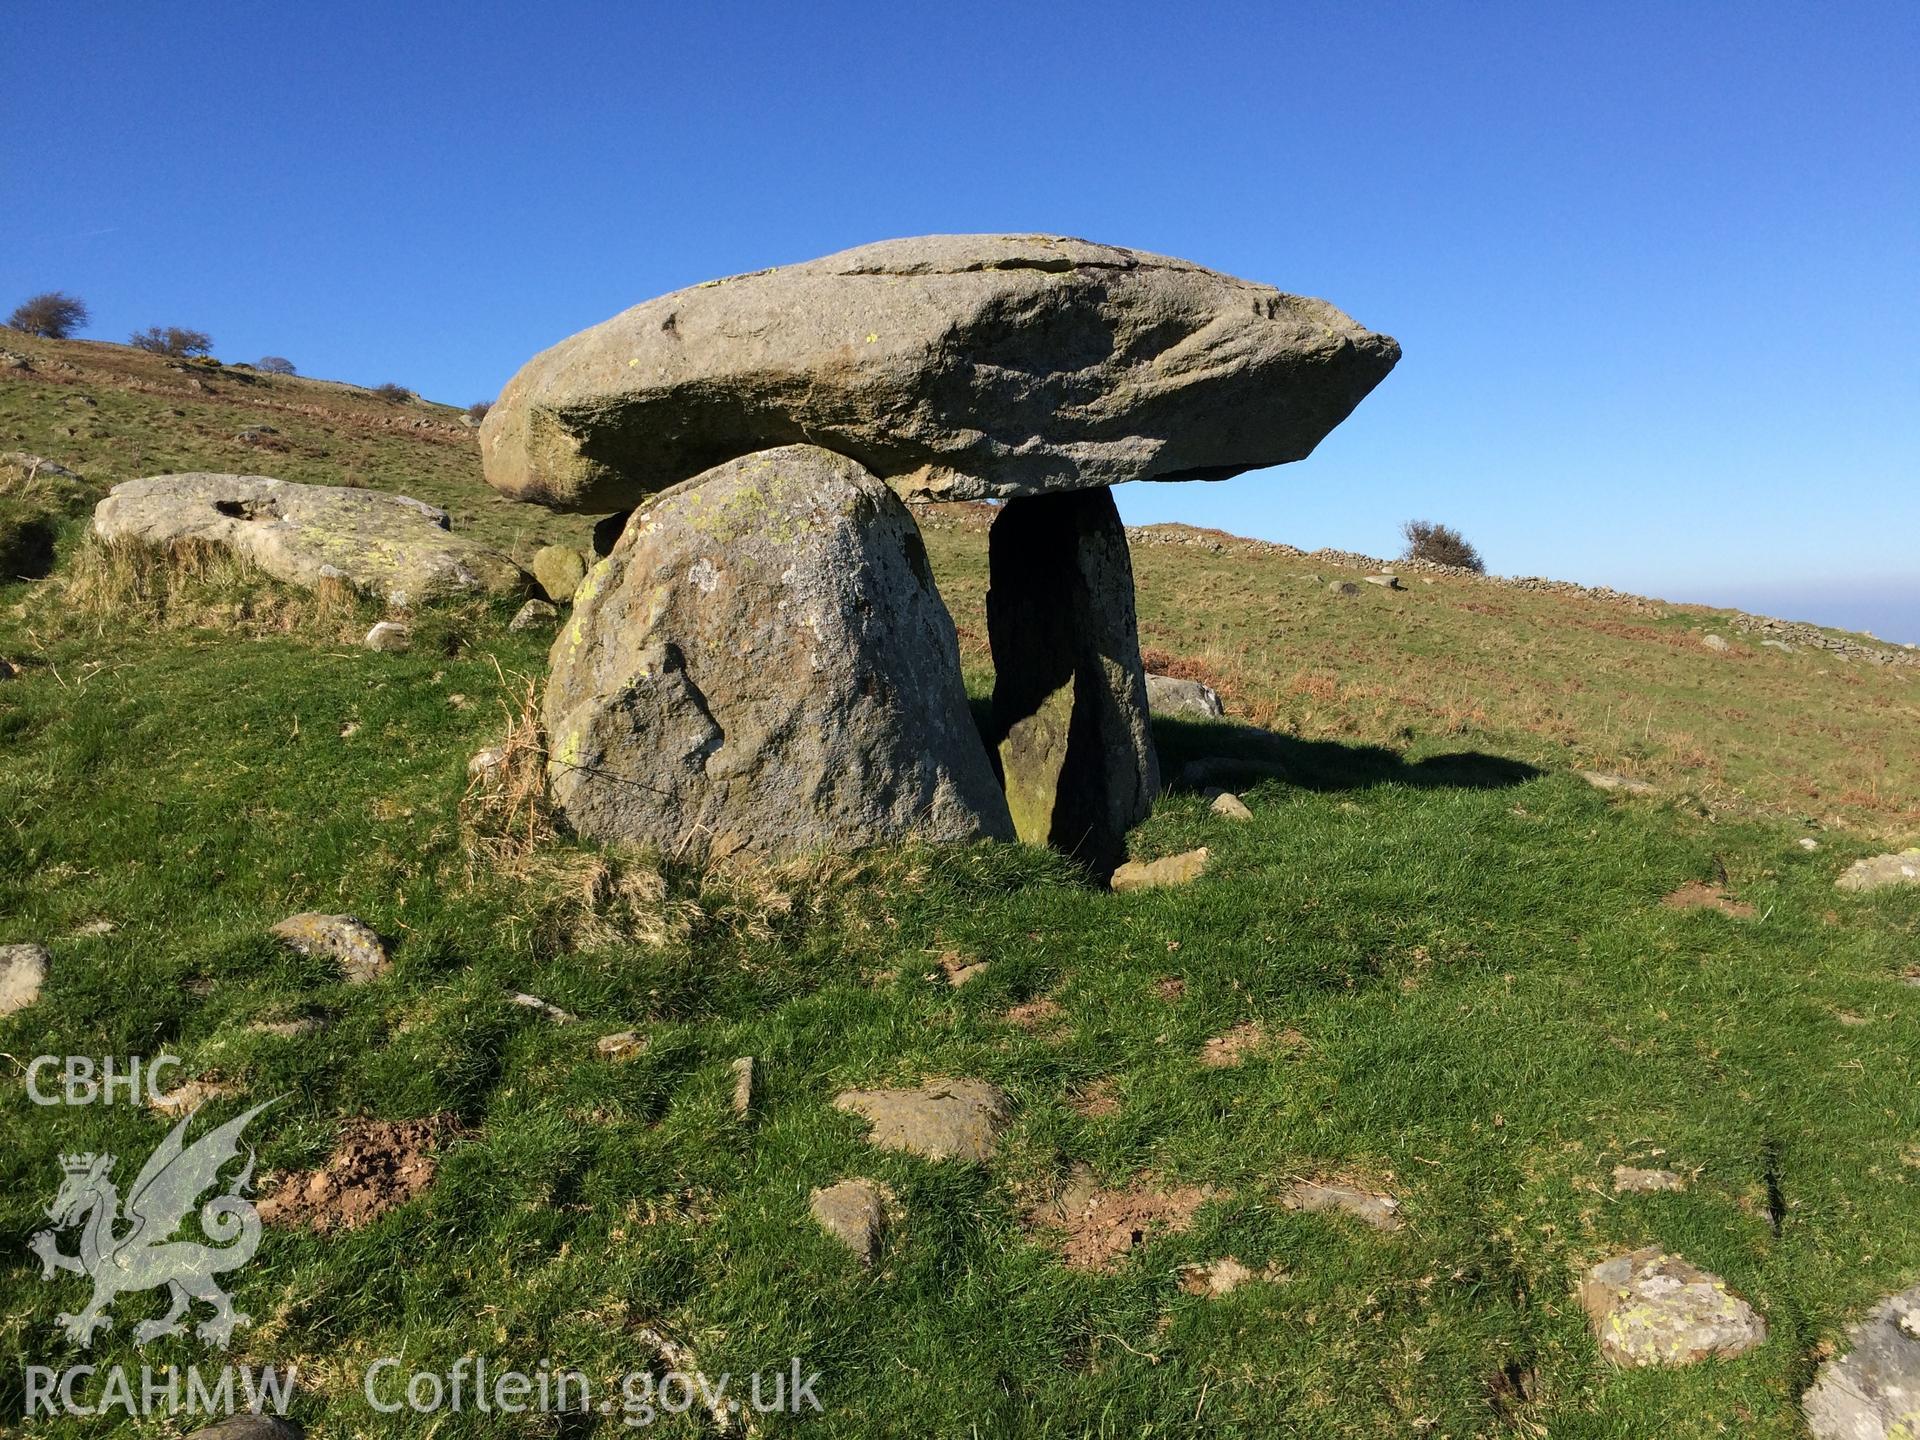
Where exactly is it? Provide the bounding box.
[30,1100,276,1349]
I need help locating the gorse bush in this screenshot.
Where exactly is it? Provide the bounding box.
[8,291,89,339]
[256,355,297,375]
[129,326,214,358]
[1401,518,1485,573]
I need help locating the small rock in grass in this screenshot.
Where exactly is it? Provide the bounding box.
[183,1416,306,1440]
[508,992,576,1023]
[1283,1178,1403,1231]
[1328,580,1360,596]
[1110,847,1209,892]
[467,744,508,780]
[730,1056,755,1117]
[0,942,51,1015]
[1364,573,1403,589]
[66,918,118,938]
[363,620,411,653]
[270,913,390,983]
[833,1078,1008,1163]
[1836,850,1920,893]
[1209,791,1252,821]
[150,1076,242,1115]
[1798,837,1821,851]
[596,1030,647,1061]
[1613,1165,1687,1194]
[1580,1247,1767,1366]
[1762,639,1795,654]
[508,597,560,632]
[1580,770,1658,796]
[1702,633,1732,652]
[1802,1283,1920,1440]
[809,1178,892,1266]
[939,951,989,987]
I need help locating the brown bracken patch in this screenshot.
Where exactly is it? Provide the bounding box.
[1662,881,1757,918]
[258,1114,457,1233]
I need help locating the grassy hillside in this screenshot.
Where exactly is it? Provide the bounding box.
[2,338,1917,1437]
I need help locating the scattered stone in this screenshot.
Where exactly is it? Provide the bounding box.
[531,543,589,602]
[1145,672,1225,719]
[467,744,508,780]
[1580,1248,1767,1366]
[259,1115,455,1234]
[92,474,527,606]
[729,1056,755,1117]
[1209,791,1253,821]
[1580,770,1658,796]
[809,1178,892,1266]
[987,489,1158,875]
[1803,1283,1920,1440]
[1662,881,1757,919]
[1702,633,1732,652]
[1283,1179,1403,1231]
[832,1078,1009,1163]
[150,1076,242,1115]
[65,918,117,938]
[363,620,410,653]
[1328,580,1361,596]
[248,1017,321,1039]
[1613,1165,1688,1194]
[183,1416,306,1440]
[270,913,390,983]
[1837,850,1920,894]
[1799,837,1821,851]
[1,450,79,480]
[596,1030,648,1062]
[940,952,989,987]
[1176,1257,1256,1297]
[481,233,1398,510]
[544,445,1013,860]
[508,597,560,632]
[1028,1167,1216,1272]
[1110,848,1210,892]
[0,942,51,1015]
[508,992,576,1023]
[1762,639,1795,654]
[1364,573,1403,589]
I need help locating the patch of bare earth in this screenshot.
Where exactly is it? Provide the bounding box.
[1027,1165,1217,1272]
[1069,1077,1121,1119]
[1005,997,1065,1031]
[1199,1022,1304,1068]
[1662,881,1757,918]
[259,1114,457,1233]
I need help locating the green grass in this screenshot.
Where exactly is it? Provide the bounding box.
[1,340,1918,1436]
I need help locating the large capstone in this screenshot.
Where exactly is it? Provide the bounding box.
[986,489,1158,876]
[481,234,1399,511]
[543,444,1013,858]
[93,474,527,607]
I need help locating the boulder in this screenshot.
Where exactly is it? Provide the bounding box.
[363,620,410,653]
[270,913,390,984]
[531,543,589,602]
[0,942,50,1015]
[93,474,527,607]
[809,1178,892,1265]
[1580,1248,1767,1366]
[1580,770,1658,797]
[1803,1284,1920,1440]
[543,445,1013,859]
[986,490,1157,875]
[1837,850,1920,893]
[832,1078,1009,1162]
[1145,672,1225,719]
[480,234,1399,511]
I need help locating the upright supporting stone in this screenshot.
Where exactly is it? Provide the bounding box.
[987,490,1158,876]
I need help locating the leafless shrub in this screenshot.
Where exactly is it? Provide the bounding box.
[1401,518,1485,573]
[129,326,214,358]
[8,291,89,338]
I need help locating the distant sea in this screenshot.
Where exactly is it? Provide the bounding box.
[1651,580,1920,648]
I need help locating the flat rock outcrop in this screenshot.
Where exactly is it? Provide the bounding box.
[544,445,1013,858]
[93,474,527,607]
[1803,1283,1920,1439]
[481,234,1399,511]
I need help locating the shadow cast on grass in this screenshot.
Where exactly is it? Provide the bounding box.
[1152,716,1544,795]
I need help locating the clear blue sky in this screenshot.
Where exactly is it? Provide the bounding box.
[6,3,1916,638]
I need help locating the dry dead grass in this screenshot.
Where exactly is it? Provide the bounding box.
[57,534,363,638]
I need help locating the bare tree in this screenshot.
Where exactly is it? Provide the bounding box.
[8,291,89,338]
[256,355,296,375]
[1401,519,1485,573]
[129,326,214,358]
